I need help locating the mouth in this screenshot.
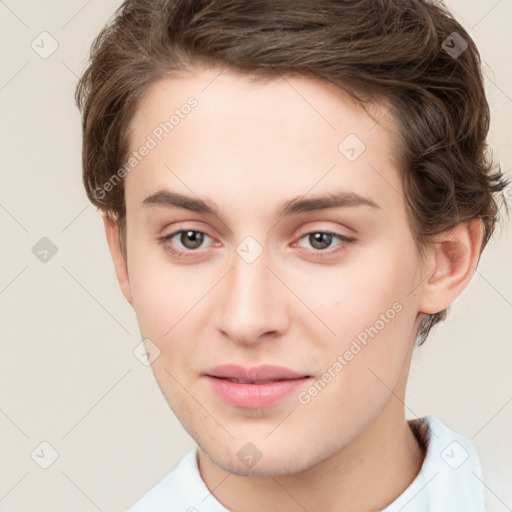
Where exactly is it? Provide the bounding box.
[209,377,306,384]
[202,365,312,409]
[203,363,311,381]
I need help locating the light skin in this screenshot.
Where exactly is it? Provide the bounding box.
[103,67,483,511]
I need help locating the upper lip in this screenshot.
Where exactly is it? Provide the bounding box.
[204,364,310,382]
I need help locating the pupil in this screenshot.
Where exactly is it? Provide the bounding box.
[181,230,203,249]
[310,232,331,250]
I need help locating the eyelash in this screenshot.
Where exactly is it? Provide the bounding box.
[158,228,355,260]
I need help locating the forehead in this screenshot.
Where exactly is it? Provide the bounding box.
[125,68,403,217]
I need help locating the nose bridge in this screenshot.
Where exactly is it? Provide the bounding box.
[213,239,287,344]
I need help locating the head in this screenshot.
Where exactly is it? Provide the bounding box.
[76,0,506,476]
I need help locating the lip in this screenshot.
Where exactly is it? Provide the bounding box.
[203,364,310,382]
[203,364,312,409]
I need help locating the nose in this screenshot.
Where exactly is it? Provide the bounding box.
[212,243,290,346]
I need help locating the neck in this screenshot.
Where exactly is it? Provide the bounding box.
[198,398,426,512]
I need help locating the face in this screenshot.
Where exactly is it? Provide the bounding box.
[120,68,427,476]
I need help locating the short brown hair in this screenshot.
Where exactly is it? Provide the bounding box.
[75,0,507,345]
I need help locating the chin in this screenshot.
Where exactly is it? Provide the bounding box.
[201,437,327,478]
[209,449,308,477]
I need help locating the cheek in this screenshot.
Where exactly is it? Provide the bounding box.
[308,241,419,382]
[314,244,417,333]
[127,245,201,340]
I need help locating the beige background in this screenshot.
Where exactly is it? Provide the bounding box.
[0,0,510,510]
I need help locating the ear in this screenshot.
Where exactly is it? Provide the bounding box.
[417,219,484,315]
[103,214,133,306]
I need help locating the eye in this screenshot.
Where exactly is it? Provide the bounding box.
[295,231,355,256]
[159,229,213,257]
[158,228,355,260]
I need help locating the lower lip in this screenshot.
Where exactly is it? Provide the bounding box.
[205,376,311,409]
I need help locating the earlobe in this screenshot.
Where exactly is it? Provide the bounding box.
[418,219,484,315]
[102,214,133,306]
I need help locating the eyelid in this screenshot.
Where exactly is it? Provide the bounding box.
[295,224,355,240]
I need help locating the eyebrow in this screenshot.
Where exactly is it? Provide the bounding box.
[141,189,380,217]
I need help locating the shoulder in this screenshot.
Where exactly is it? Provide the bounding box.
[383,415,486,512]
[127,450,228,512]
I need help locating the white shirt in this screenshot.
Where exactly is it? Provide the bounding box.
[127,415,485,511]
